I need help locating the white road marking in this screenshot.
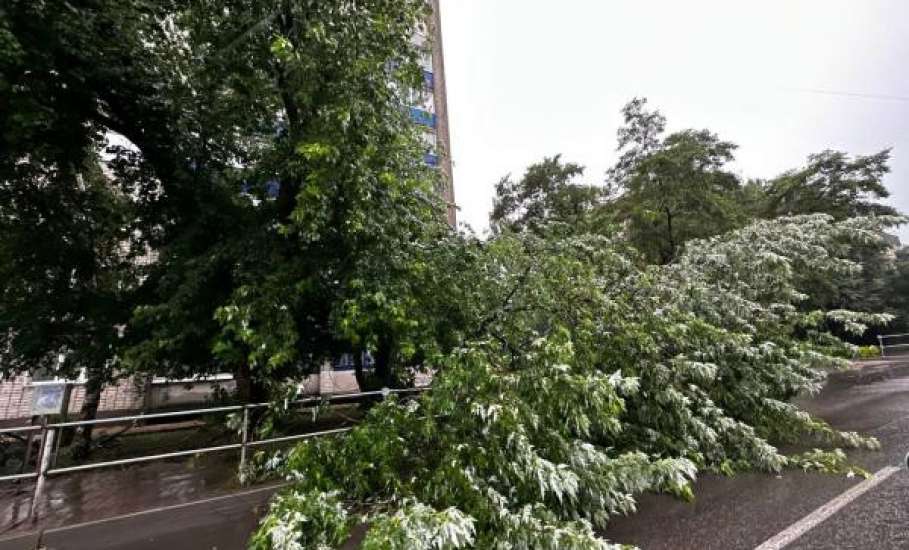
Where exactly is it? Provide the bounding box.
[754,466,901,550]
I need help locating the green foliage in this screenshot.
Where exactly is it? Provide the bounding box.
[0,152,139,381]
[755,150,899,220]
[0,0,147,385]
[5,2,903,544]
[490,156,607,235]
[743,150,905,334]
[608,98,743,264]
[362,502,476,550]
[250,490,351,550]
[255,215,887,548]
[1,0,447,399]
[857,345,882,359]
[886,247,909,333]
[786,449,870,479]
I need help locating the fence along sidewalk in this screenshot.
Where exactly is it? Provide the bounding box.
[0,387,427,523]
[877,333,909,357]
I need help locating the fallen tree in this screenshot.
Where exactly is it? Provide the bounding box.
[251,215,896,549]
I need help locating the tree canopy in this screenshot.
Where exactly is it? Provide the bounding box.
[252,215,890,549]
[756,149,898,220]
[1,0,449,406]
[608,98,743,264]
[490,156,606,235]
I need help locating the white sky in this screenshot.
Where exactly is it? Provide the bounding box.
[439,0,909,242]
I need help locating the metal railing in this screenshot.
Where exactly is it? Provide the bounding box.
[0,387,427,522]
[877,333,909,358]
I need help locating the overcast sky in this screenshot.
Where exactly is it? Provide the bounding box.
[439,0,909,242]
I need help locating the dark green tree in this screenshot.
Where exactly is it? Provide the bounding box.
[0,6,152,452]
[490,156,606,235]
[1,0,448,418]
[0,151,141,453]
[886,247,909,333]
[756,149,899,219]
[607,98,743,264]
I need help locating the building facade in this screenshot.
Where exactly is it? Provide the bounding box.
[416,0,456,226]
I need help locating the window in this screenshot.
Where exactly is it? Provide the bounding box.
[333,352,375,371]
[422,131,437,149]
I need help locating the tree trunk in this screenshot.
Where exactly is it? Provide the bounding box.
[353,348,367,392]
[663,206,676,264]
[234,363,268,403]
[373,334,396,389]
[234,363,254,404]
[233,363,268,429]
[71,368,105,459]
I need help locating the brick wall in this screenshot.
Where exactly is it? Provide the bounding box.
[0,375,32,421]
[0,375,200,423]
[0,367,377,423]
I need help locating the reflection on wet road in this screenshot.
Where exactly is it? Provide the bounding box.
[1,453,240,535]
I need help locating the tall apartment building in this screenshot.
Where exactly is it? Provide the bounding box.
[414,0,456,226]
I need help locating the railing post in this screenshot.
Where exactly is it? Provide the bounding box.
[30,425,56,522]
[878,335,886,358]
[238,405,250,484]
[21,418,37,475]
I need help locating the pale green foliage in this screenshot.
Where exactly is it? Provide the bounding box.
[250,490,351,550]
[787,449,870,479]
[254,215,888,547]
[362,501,476,550]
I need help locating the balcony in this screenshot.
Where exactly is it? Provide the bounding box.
[409,107,436,128]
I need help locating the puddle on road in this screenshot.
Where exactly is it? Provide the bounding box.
[0,453,243,535]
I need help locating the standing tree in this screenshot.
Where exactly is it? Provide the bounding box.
[756,149,899,219]
[1,7,150,454]
[607,98,743,264]
[2,0,449,426]
[885,247,909,333]
[0,150,141,455]
[490,156,606,235]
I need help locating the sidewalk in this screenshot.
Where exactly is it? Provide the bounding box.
[1,452,244,535]
[0,484,283,550]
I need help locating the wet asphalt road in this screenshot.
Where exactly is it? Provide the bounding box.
[604,361,909,549]
[1,361,907,549]
[0,485,280,550]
